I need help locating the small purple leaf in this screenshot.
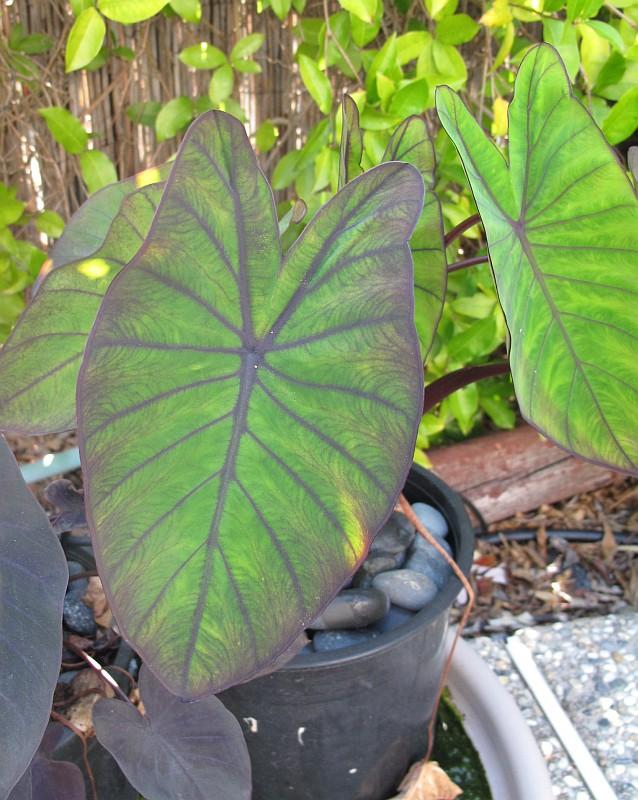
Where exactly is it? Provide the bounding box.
[45,479,87,533]
[93,665,251,800]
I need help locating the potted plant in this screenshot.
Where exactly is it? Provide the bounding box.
[0,43,636,800]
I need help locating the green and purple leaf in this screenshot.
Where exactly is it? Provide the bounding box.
[383,116,447,361]
[0,184,163,434]
[78,111,424,698]
[93,665,251,800]
[437,44,638,474]
[338,95,363,190]
[0,438,68,799]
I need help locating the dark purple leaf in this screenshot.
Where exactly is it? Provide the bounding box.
[45,480,87,533]
[0,437,68,799]
[93,665,251,800]
[8,754,85,800]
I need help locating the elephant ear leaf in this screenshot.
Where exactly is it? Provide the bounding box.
[49,164,168,270]
[338,94,363,189]
[78,110,424,698]
[0,437,68,799]
[93,665,251,800]
[383,116,447,361]
[0,183,164,435]
[437,43,638,474]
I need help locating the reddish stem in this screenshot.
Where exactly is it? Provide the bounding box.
[444,213,481,247]
[423,362,510,414]
[448,255,489,273]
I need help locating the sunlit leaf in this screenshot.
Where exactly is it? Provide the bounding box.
[383,117,447,361]
[80,150,118,194]
[0,184,163,434]
[97,0,167,23]
[0,438,68,798]
[437,44,638,473]
[65,7,106,72]
[156,97,194,142]
[77,111,424,698]
[298,55,333,114]
[179,42,226,70]
[94,666,250,800]
[169,0,201,22]
[38,108,88,155]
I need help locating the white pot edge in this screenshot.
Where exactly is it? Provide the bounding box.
[446,634,554,800]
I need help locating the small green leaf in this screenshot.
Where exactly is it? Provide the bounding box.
[298,55,333,114]
[567,0,603,21]
[272,151,301,190]
[97,0,167,23]
[0,183,26,228]
[602,86,638,145]
[127,101,162,127]
[35,210,65,238]
[436,14,480,45]
[447,384,479,435]
[271,0,292,19]
[338,0,376,22]
[71,0,95,14]
[585,20,625,53]
[170,0,201,22]
[156,97,194,141]
[80,150,118,194]
[233,60,262,75]
[230,33,265,62]
[256,120,278,153]
[388,79,429,117]
[209,64,234,105]
[8,25,53,55]
[365,34,399,102]
[38,107,88,155]
[395,31,430,66]
[66,7,106,73]
[179,43,227,70]
[480,392,516,429]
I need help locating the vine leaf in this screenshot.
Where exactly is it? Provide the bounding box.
[78,111,424,698]
[93,665,251,800]
[0,438,68,800]
[383,116,447,361]
[437,44,638,474]
[0,183,164,434]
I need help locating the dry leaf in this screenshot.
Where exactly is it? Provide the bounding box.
[389,760,462,800]
[65,669,114,735]
[82,576,113,628]
[600,520,617,562]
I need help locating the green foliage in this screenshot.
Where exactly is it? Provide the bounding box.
[79,150,118,194]
[65,7,106,72]
[97,0,168,24]
[38,107,89,154]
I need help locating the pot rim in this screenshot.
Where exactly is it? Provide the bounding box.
[283,464,475,671]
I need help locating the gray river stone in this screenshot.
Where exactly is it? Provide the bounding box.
[352,551,406,588]
[370,511,415,557]
[405,546,451,589]
[310,588,390,630]
[375,605,415,633]
[411,502,448,539]
[372,569,439,611]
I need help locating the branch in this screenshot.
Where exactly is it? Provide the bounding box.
[448,255,489,273]
[423,362,510,414]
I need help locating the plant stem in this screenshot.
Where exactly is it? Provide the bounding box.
[398,495,475,763]
[50,710,98,800]
[423,362,510,414]
[444,213,481,247]
[63,640,135,707]
[448,255,489,272]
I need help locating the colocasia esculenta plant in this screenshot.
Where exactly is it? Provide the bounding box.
[1,44,636,798]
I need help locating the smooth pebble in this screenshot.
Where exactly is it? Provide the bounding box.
[312,629,379,652]
[372,569,439,611]
[411,503,448,539]
[311,588,390,630]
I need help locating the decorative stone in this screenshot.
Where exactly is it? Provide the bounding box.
[312,629,379,652]
[405,546,451,589]
[372,569,439,611]
[63,596,96,636]
[370,511,415,556]
[311,588,390,630]
[411,503,448,539]
[66,561,88,599]
[352,551,405,588]
[411,529,452,558]
[375,605,415,633]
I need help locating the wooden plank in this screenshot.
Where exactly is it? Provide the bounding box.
[428,425,619,524]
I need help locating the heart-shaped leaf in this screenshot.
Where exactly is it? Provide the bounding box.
[437,44,638,474]
[0,184,163,434]
[383,116,447,361]
[0,438,68,799]
[78,111,424,698]
[93,665,251,800]
[8,726,85,800]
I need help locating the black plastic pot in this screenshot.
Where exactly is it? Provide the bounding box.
[219,465,475,800]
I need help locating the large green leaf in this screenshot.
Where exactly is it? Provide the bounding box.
[383,117,447,361]
[77,111,424,698]
[0,437,67,799]
[0,184,163,434]
[437,44,638,473]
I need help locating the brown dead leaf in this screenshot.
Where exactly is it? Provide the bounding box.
[82,576,112,628]
[600,520,617,562]
[388,760,462,800]
[64,669,114,735]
